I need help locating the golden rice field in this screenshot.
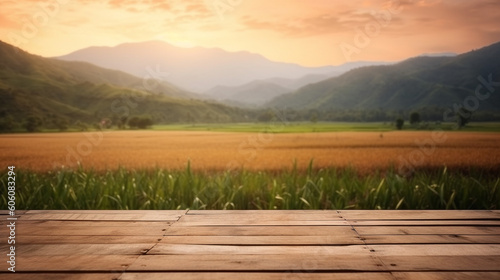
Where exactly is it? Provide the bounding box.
[0,130,499,173]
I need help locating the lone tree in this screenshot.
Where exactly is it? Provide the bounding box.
[409,112,421,125]
[257,110,275,122]
[128,116,140,128]
[128,116,153,129]
[137,117,153,129]
[395,118,404,130]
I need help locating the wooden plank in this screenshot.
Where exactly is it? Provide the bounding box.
[21,210,185,221]
[186,210,336,215]
[16,235,164,245]
[369,244,500,256]
[17,226,167,236]
[0,273,121,280]
[175,220,348,226]
[24,210,185,214]
[165,225,356,236]
[0,220,173,228]
[350,220,500,226]
[160,235,365,245]
[182,212,343,220]
[128,254,384,271]
[378,256,500,271]
[392,272,500,280]
[0,221,173,238]
[362,234,500,244]
[175,213,346,226]
[120,272,394,280]
[355,226,500,235]
[338,210,500,220]
[148,244,370,255]
[17,255,138,271]
[9,225,168,236]
[18,213,176,221]
[0,210,27,215]
[4,210,499,278]
[1,243,154,255]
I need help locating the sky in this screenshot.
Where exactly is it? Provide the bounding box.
[1,0,500,67]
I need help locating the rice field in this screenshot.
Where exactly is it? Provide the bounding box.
[0,130,499,173]
[0,130,499,210]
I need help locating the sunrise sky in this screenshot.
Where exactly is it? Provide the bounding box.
[1,0,499,66]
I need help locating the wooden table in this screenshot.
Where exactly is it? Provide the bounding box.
[1,210,500,279]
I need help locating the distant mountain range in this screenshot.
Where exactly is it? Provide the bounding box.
[0,40,246,128]
[56,41,390,93]
[1,39,499,131]
[267,42,500,112]
[203,74,334,107]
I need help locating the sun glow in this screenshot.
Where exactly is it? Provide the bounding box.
[0,0,499,66]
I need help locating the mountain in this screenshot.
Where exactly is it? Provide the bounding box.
[203,63,394,106]
[267,41,500,113]
[56,41,390,92]
[204,80,292,107]
[262,74,333,90]
[204,74,339,106]
[0,40,247,130]
[418,52,457,58]
[0,41,196,99]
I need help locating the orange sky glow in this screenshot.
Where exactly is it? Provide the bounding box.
[1,0,499,66]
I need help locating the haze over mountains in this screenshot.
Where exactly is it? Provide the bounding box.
[268,41,500,112]
[57,41,389,94]
[203,74,333,107]
[0,40,246,128]
[56,39,500,115]
[1,39,499,131]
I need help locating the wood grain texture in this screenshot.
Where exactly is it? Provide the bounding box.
[120,272,394,280]
[17,255,138,271]
[354,226,500,235]
[391,272,500,280]
[147,244,370,255]
[0,273,121,280]
[15,235,164,244]
[175,216,348,226]
[361,234,500,244]
[128,254,384,271]
[5,210,500,280]
[338,210,500,220]
[160,235,365,245]
[1,243,155,255]
[20,210,186,221]
[377,256,500,271]
[9,225,168,236]
[165,225,356,236]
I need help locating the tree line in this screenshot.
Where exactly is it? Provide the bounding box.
[0,107,497,133]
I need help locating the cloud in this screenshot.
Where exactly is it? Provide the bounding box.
[1,0,499,65]
[0,13,20,30]
[239,6,406,38]
[240,14,347,38]
[185,3,210,14]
